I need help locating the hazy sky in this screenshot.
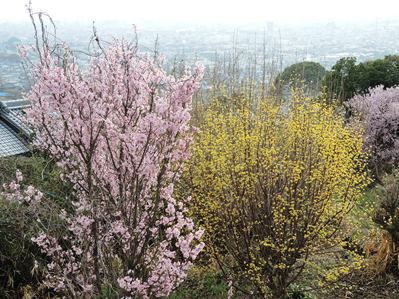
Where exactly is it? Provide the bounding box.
[2,0,399,24]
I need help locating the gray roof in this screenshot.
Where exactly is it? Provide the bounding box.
[0,120,29,157]
[0,99,31,157]
[0,99,31,110]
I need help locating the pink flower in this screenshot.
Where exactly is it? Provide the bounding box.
[11,34,205,298]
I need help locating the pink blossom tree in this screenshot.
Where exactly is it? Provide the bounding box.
[11,14,204,297]
[349,85,399,175]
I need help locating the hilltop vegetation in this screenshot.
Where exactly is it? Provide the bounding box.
[274,61,326,97]
[324,55,399,103]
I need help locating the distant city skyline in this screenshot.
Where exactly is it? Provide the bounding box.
[2,0,399,24]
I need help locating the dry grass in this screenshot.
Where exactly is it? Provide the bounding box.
[364,230,398,276]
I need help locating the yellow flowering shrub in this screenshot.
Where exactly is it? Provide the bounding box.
[186,95,369,298]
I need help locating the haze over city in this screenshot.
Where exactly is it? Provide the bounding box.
[2,0,399,23]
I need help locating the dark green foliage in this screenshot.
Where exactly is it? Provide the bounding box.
[359,56,399,91]
[0,198,46,298]
[0,154,73,211]
[324,55,399,104]
[374,171,399,244]
[0,194,67,298]
[278,61,326,87]
[169,269,228,299]
[0,154,71,297]
[274,61,326,97]
[324,57,358,103]
[169,268,316,299]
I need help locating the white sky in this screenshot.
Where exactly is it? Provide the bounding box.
[1,0,399,24]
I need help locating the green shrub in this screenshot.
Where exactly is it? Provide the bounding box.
[0,154,71,297]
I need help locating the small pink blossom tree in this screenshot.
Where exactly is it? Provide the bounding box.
[12,19,204,297]
[349,85,399,175]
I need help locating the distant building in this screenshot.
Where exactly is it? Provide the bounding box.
[0,99,31,157]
